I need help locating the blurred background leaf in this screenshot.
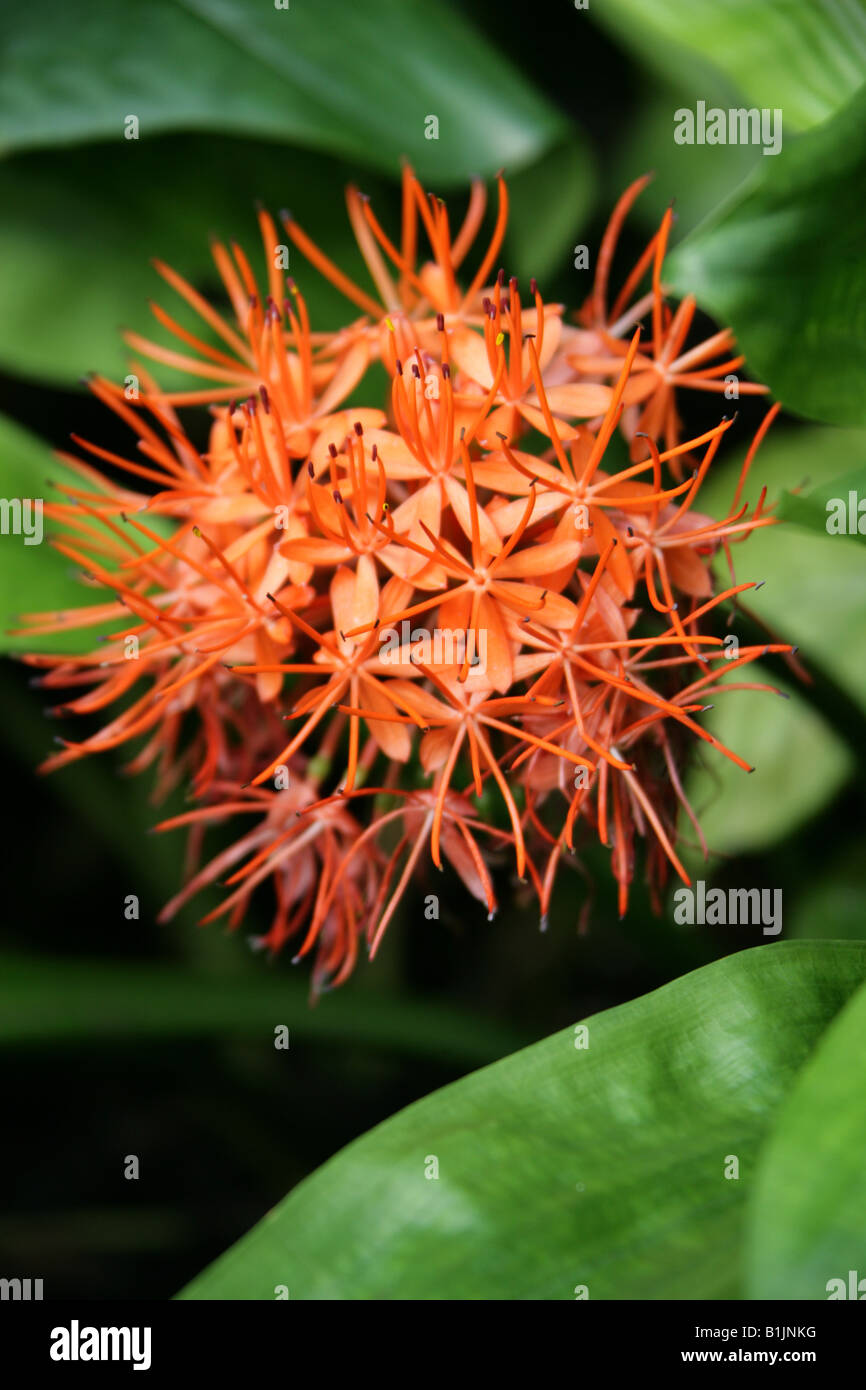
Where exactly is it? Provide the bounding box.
[0,409,173,653]
[0,413,94,650]
[0,0,589,385]
[0,130,593,385]
[0,139,379,384]
[0,0,563,179]
[790,845,866,941]
[777,466,866,546]
[0,953,524,1066]
[676,422,865,861]
[680,670,851,860]
[698,424,866,714]
[506,138,596,285]
[607,74,760,240]
[592,0,866,132]
[180,943,866,1300]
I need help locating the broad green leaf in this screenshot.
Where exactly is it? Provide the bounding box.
[179,941,866,1300]
[668,87,866,427]
[0,0,563,181]
[594,0,866,131]
[0,951,523,1066]
[746,978,866,1299]
[506,138,596,286]
[776,466,866,546]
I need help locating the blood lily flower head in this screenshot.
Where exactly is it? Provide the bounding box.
[574,174,768,469]
[18,167,795,994]
[283,163,511,360]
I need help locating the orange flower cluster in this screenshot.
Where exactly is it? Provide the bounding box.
[21,167,788,993]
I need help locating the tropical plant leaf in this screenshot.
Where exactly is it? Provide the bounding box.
[746,977,866,1299]
[0,0,563,181]
[0,137,379,383]
[0,951,524,1066]
[697,424,866,715]
[668,88,866,427]
[506,138,596,285]
[776,467,866,547]
[680,669,851,858]
[594,0,866,131]
[0,412,107,651]
[178,941,866,1300]
[608,78,760,240]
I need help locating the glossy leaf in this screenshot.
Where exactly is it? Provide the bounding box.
[0,0,563,181]
[746,978,866,1299]
[668,88,866,427]
[594,0,866,131]
[179,942,866,1300]
[776,467,866,547]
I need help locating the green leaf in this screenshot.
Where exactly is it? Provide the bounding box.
[746,977,866,1298]
[594,0,866,131]
[179,941,866,1300]
[0,0,563,181]
[668,87,866,427]
[680,668,851,859]
[675,423,865,852]
[0,412,106,652]
[0,119,578,384]
[608,78,761,242]
[697,424,866,715]
[0,137,381,383]
[0,411,172,652]
[0,951,524,1067]
[776,467,866,546]
[506,138,596,286]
